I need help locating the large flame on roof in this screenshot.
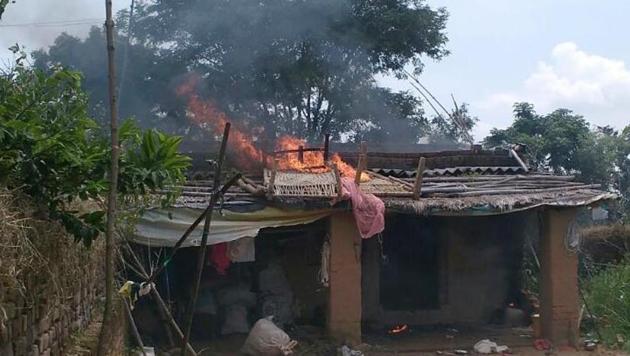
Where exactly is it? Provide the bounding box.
[176,76,368,181]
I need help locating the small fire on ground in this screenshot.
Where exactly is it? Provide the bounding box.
[388,324,409,335]
[177,76,369,181]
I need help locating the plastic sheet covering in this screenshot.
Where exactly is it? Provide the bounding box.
[133,206,333,247]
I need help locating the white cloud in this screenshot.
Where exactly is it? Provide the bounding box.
[476,42,630,139]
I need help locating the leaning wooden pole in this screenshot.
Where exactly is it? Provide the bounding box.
[97,1,120,355]
[123,243,197,355]
[181,123,231,355]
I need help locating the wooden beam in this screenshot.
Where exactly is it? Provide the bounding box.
[323,133,330,162]
[331,163,343,200]
[298,145,304,163]
[355,142,367,184]
[413,157,426,200]
[510,148,529,172]
[181,123,231,355]
[267,158,278,199]
[122,244,197,355]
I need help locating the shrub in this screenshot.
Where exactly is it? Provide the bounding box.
[0,50,190,245]
[584,257,630,351]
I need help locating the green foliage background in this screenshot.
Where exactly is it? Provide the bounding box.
[0,53,190,245]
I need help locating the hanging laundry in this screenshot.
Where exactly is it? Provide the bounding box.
[228,237,256,262]
[118,281,153,309]
[209,242,231,275]
[340,177,385,239]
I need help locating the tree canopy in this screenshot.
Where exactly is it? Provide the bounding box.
[484,103,630,221]
[1,52,190,245]
[33,0,454,144]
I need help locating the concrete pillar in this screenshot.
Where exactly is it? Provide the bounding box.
[328,212,362,344]
[539,208,579,346]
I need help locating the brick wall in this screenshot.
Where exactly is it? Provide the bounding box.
[0,211,105,356]
[0,263,104,356]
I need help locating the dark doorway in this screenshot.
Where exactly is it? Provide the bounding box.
[380,214,440,310]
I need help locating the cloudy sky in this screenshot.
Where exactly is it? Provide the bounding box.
[2,0,629,141]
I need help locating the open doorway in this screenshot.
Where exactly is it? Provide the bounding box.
[380,214,440,311]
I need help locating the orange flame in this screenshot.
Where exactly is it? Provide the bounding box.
[388,324,409,335]
[274,136,369,181]
[176,76,368,181]
[177,77,262,170]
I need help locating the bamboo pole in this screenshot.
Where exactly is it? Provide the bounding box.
[181,123,231,355]
[123,299,146,355]
[354,141,367,184]
[122,244,197,355]
[413,157,426,200]
[236,178,266,196]
[421,175,575,183]
[145,173,242,285]
[267,158,278,199]
[440,184,601,197]
[354,154,365,184]
[365,170,414,190]
[510,148,529,172]
[98,1,120,354]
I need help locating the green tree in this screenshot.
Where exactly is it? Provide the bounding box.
[484,102,630,221]
[34,0,451,144]
[0,54,190,245]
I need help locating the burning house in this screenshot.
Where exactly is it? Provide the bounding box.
[124,84,615,353]
[127,139,613,352]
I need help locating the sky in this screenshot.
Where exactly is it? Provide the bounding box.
[2,0,629,142]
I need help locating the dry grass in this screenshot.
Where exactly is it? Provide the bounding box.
[580,224,630,241]
[0,187,104,321]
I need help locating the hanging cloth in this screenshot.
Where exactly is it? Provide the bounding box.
[209,242,231,275]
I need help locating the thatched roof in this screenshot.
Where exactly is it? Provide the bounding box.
[174,148,615,216]
[384,189,615,216]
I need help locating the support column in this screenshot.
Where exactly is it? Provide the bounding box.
[539,208,579,347]
[328,212,362,344]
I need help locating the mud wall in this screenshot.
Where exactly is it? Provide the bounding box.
[363,211,534,327]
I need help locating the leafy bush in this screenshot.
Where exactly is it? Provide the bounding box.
[0,54,190,245]
[584,258,630,351]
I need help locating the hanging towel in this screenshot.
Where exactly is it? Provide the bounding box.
[209,242,231,275]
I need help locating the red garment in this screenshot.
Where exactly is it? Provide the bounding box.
[209,242,231,275]
[340,177,385,239]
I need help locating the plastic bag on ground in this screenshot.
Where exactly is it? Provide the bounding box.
[241,317,298,356]
[473,339,509,354]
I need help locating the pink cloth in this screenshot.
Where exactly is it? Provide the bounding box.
[209,243,231,275]
[340,177,385,239]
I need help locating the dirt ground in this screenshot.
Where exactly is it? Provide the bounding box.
[160,325,628,356]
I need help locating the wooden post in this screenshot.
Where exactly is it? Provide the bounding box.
[181,123,231,355]
[413,157,426,200]
[331,163,343,200]
[510,148,529,172]
[261,150,267,168]
[323,134,330,162]
[354,155,365,185]
[298,145,304,163]
[267,158,278,199]
[354,141,367,184]
[98,1,121,354]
